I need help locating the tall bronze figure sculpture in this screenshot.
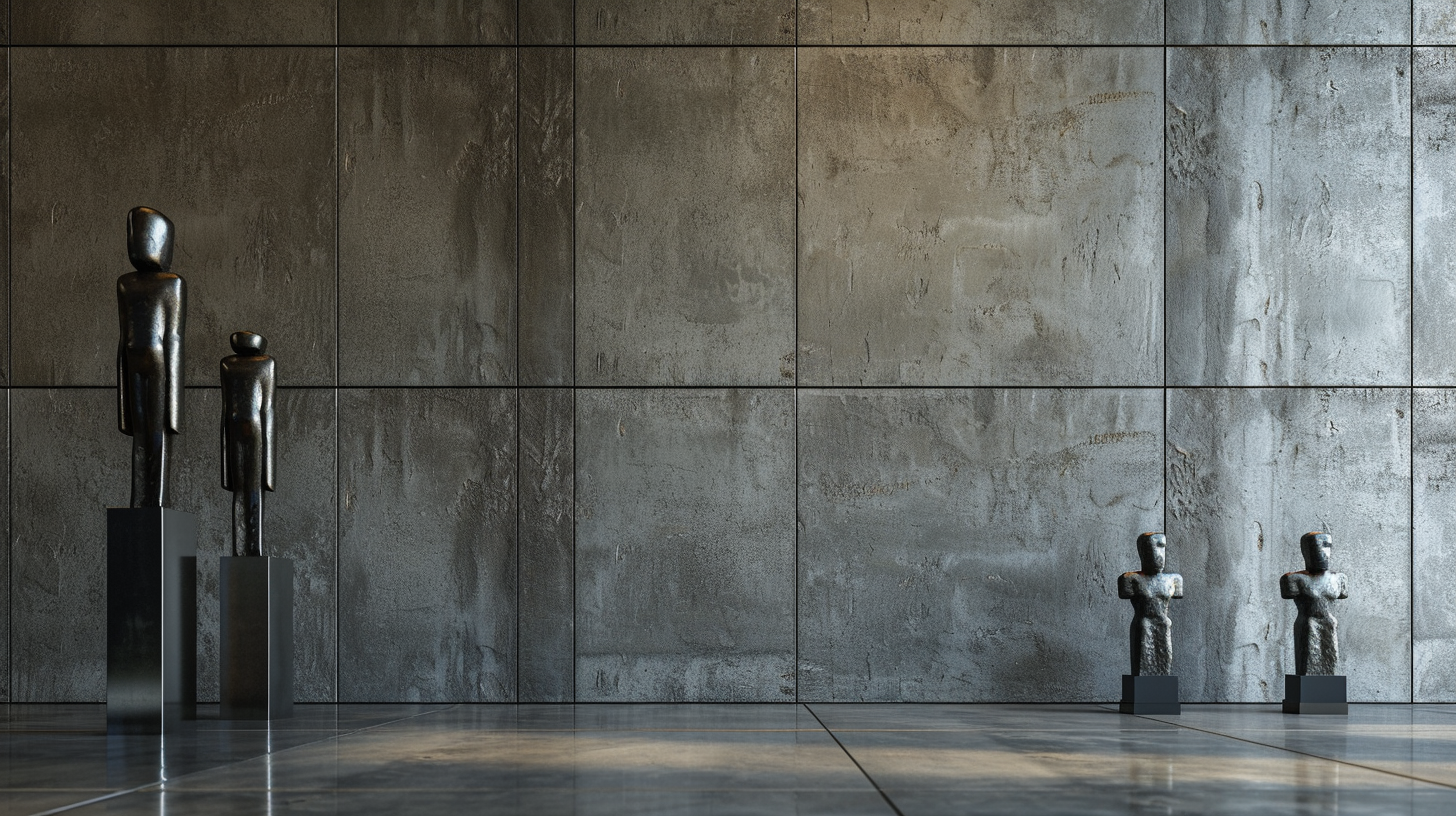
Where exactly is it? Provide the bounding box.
[117,206,186,508]
[220,331,275,557]
[1117,532,1182,714]
[1281,532,1349,714]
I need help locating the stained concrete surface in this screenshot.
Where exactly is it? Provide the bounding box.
[339,0,514,44]
[11,48,337,387]
[799,0,1161,44]
[575,389,795,701]
[338,389,517,702]
[519,47,575,387]
[575,48,796,386]
[1166,47,1411,386]
[12,0,334,44]
[797,389,1163,702]
[1416,48,1456,385]
[1169,0,1410,44]
[339,48,517,386]
[577,1,796,44]
[1166,388,1412,703]
[1416,390,1456,702]
[522,0,574,44]
[518,388,574,702]
[798,47,1163,386]
[1419,1,1456,43]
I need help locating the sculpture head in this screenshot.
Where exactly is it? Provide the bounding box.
[230,331,267,355]
[127,206,175,272]
[1137,532,1166,574]
[1301,532,1333,572]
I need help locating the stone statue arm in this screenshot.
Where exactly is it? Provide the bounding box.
[1280,572,1300,599]
[1171,573,1184,599]
[116,281,131,436]
[1337,573,1349,600]
[163,281,185,434]
[1117,572,1136,599]
[262,358,276,492]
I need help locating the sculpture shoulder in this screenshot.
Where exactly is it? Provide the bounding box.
[1117,571,1143,598]
[1280,570,1307,597]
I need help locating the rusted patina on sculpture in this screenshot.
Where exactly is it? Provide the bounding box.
[1281,532,1349,676]
[1118,532,1183,676]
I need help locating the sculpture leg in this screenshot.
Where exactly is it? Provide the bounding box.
[1293,616,1310,676]
[232,440,265,557]
[131,424,168,508]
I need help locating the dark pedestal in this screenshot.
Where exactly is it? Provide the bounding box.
[1283,675,1347,715]
[1120,675,1180,715]
[220,556,294,720]
[107,507,197,734]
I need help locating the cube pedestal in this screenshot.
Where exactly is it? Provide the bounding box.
[1120,675,1180,715]
[1283,675,1347,715]
[220,556,294,720]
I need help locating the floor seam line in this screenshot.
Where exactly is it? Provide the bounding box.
[804,704,906,816]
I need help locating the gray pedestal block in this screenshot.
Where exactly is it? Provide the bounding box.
[106,507,197,734]
[1120,675,1180,715]
[220,556,294,719]
[1283,675,1348,715]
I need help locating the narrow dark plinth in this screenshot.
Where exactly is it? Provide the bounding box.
[1284,675,1347,715]
[107,507,197,734]
[220,556,294,720]
[1120,675,1180,715]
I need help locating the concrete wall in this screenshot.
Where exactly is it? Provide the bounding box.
[0,1,1439,703]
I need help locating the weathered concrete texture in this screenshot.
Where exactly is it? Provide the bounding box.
[1416,49,1456,385]
[575,389,795,701]
[338,389,516,702]
[1418,2,1456,44]
[11,390,124,701]
[12,0,333,44]
[338,0,514,44]
[172,389,336,704]
[578,1,795,44]
[799,0,1160,44]
[1167,48,1411,387]
[0,55,10,386]
[576,48,796,386]
[1415,390,1456,701]
[0,394,9,699]
[1166,389,1412,703]
[519,48,575,387]
[798,48,1163,387]
[12,48,336,387]
[522,0,574,44]
[797,389,1163,702]
[1169,0,1410,44]
[518,388,574,702]
[340,49,516,386]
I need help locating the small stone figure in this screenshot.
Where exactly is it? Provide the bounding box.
[220,332,275,558]
[117,207,186,508]
[1118,532,1184,676]
[1281,532,1348,676]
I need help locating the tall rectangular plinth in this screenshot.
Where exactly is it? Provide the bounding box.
[1284,675,1348,715]
[1120,675,1180,715]
[107,508,198,734]
[220,556,294,720]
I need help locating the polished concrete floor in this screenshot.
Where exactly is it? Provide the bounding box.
[7,704,1456,814]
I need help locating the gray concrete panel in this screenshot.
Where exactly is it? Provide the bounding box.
[1167,47,1411,386]
[1166,388,1411,703]
[11,390,124,701]
[522,0,574,44]
[577,1,795,44]
[1417,48,1456,385]
[1416,389,1456,701]
[576,48,795,386]
[1419,2,1456,43]
[575,389,795,701]
[339,48,517,386]
[799,0,1160,44]
[338,389,517,702]
[13,0,333,44]
[1169,0,1410,44]
[0,394,9,699]
[12,48,336,387]
[797,388,1163,702]
[798,48,1163,387]
[339,0,514,44]
[0,56,9,386]
[172,389,336,704]
[520,47,575,387]
[519,388,574,702]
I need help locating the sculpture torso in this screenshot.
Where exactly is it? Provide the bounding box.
[1280,570,1348,676]
[1118,570,1183,676]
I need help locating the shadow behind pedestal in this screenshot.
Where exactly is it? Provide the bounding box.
[106,508,197,734]
[220,556,294,719]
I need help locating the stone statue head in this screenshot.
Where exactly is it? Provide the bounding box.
[127,206,175,272]
[1137,531,1166,574]
[1301,532,1333,572]
[230,331,267,355]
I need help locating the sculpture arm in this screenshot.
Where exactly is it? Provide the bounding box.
[1171,574,1184,599]
[116,283,131,435]
[1117,573,1136,599]
[1337,573,1349,600]
[1279,572,1300,599]
[163,280,185,434]
[262,359,276,492]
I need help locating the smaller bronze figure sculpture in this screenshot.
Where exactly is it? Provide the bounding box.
[220,332,275,557]
[1118,532,1184,676]
[118,207,186,508]
[1280,532,1348,676]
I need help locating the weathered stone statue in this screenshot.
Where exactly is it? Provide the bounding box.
[1281,532,1348,676]
[117,207,186,508]
[220,332,275,557]
[1118,532,1183,676]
